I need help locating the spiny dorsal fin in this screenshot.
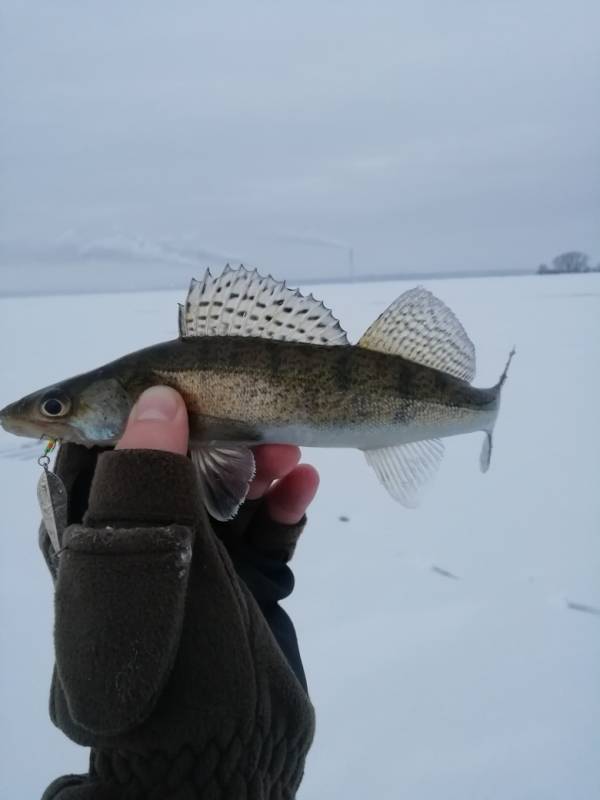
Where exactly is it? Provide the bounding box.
[358,286,476,382]
[179,264,349,346]
[364,438,445,508]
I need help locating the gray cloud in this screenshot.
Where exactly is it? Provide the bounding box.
[1,0,599,281]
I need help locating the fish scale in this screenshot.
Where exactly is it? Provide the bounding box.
[140,337,497,444]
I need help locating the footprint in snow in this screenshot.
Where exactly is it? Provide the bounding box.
[431,565,460,580]
[566,601,600,617]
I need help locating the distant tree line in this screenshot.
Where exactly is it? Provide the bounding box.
[537,251,600,275]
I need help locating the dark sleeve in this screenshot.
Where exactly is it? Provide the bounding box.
[211,502,309,691]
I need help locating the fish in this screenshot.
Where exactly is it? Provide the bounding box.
[0,264,514,520]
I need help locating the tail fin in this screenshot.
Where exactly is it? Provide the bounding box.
[479,347,516,473]
[480,432,493,473]
[497,347,516,389]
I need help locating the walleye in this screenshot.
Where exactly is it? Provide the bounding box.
[0,265,514,520]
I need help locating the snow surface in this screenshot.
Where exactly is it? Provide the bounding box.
[0,273,599,798]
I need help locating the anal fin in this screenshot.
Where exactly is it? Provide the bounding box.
[364,439,444,508]
[190,445,256,521]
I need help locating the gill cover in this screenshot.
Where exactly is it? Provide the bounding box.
[70,378,132,444]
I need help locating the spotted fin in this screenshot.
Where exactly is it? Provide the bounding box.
[358,287,476,381]
[190,444,256,521]
[364,439,445,508]
[179,264,349,345]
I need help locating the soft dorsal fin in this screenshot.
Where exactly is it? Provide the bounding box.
[358,286,476,381]
[179,264,349,346]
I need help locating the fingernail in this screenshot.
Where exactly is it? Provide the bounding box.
[133,386,180,422]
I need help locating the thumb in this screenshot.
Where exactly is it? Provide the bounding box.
[116,386,189,456]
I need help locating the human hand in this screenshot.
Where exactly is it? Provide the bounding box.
[116,385,319,524]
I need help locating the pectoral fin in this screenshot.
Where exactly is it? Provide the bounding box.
[364,439,445,508]
[190,445,256,521]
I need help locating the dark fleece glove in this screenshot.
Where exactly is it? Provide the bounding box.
[40,444,315,800]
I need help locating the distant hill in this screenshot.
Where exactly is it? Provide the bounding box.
[0,262,536,298]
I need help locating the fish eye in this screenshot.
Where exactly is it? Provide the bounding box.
[40,391,71,418]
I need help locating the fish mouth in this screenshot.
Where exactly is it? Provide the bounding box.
[0,404,15,433]
[0,402,49,440]
[0,414,31,438]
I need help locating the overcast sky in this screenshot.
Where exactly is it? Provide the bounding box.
[1,0,599,280]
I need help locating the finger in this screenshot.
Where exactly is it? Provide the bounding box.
[265,463,320,525]
[116,386,189,456]
[247,444,301,499]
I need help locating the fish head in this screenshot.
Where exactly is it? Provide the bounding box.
[0,371,133,446]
